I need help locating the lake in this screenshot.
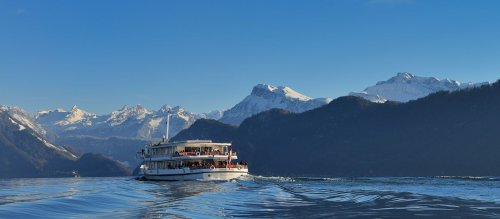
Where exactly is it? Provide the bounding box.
[1,176,500,218]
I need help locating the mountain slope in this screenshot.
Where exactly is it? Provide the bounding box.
[174,80,500,177]
[219,84,331,125]
[55,136,148,168]
[0,111,131,178]
[1,105,50,139]
[350,72,487,103]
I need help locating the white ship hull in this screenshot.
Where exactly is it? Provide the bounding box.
[143,168,248,181]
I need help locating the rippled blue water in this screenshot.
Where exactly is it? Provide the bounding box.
[1,176,500,218]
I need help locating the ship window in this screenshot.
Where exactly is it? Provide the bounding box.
[185,147,198,152]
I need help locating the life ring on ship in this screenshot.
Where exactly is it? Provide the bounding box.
[196,152,200,156]
[237,165,242,170]
[210,165,215,170]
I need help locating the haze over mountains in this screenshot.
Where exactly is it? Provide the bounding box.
[1,72,490,177]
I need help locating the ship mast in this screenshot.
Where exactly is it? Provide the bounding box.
[165,109,171,143]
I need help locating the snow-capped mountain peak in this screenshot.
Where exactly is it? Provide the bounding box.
[0,105,48,136]
[388,72,415,82]
[350,72,488,103]
[106,104,152,126]
[56,105,96,126]
[219,84,331,125]
[35,106,98,133]
[35,103,223,140]
[251,84,312,101]
[158,104,172,113]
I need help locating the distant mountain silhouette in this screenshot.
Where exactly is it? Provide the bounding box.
[55,136,148,168]
[173,81,500,177]
[0,111,131,178]
[350,72,487,103]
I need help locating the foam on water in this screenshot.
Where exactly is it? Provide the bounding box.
[1,176,500,218]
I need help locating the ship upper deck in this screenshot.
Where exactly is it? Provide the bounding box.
[142,140,236,160]
[147,140,231,148]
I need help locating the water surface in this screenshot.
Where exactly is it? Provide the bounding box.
[1,176,500,218]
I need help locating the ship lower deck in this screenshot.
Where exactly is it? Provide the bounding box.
[143,168,248,181]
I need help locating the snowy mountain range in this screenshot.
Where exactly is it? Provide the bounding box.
[349,72,488,103]
[2,73,490,170]
[34,84,332,138]
[8,72,488,141]
[35,105,223,140]
[219,84,332,125]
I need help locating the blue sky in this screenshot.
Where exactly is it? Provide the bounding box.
[1,0,500,114]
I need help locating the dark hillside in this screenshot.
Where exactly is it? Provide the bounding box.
[172,119,237,143]
[0,112,131,178]
[173,82,500,177]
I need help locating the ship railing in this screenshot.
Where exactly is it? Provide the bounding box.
[187,164,248,170]
[226,164,247,169]
[155,163,248,170]
[144,151,238,158]
[173,151,237,157]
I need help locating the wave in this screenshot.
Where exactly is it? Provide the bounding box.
[245,175,500,183]
[434,176,500,181]
[2,176,500,218]
[242,175,357,183]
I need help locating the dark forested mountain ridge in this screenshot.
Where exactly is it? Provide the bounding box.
[172,119,237,143]
[173,81,500,177]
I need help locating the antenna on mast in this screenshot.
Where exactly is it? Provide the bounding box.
[165,109,171,143]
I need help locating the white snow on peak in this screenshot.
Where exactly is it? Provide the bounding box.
[106,104,152,126]
[35,106,99,134]
[56,105,97,126]
[35,103,223,140]
[8,117,26,131]
[219,84,331,125]
[33,84,331,138]
[251,84,312,101]
[35,108,67,119]
[1,105,47,136]
[350,72,488,103]
[198,109,224,120]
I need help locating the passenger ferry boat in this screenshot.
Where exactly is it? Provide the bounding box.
[137,111,248,181]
